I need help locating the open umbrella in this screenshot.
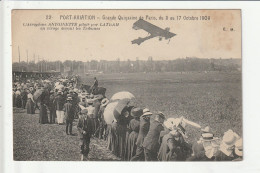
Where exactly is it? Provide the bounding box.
[103,101,119,125]
[110,91,135,101]
[103,99,130,125]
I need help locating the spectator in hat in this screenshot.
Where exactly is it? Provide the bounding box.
[21,88,28,109]
[131,108,152,161]
[77,109,94,161]
[98,98,109,139]
[186,130,219,161]
[54,90,65,124]
[64,96,74,135]
[125,107,143,161]
[15,90,22,108]
[93,95,103,137]
[91,77,98,94]
[26,89,35,114]
[142,112,165,161]
[215,129,241,161]
[48,90,56,124]
[39,97,49,124]
[87,99,96,134]
[233,138,243,161]
[158,119,192,161]
[79,97,87,107]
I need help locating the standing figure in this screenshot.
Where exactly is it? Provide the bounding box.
[126,107,142,161]
[107,119,119,157]
[98,98,109,139]
[64,96,74,135]
[15,90,22,108]
[77,109,94,161]
[48,90,56,124]
[131,108,152,161]
[91,77,98,94]
[87,99,96,134]
[54,90,65,124]
[39,102,48,124]
[26,89,35,114]
[21,89,28,109]
[142,112,165,161]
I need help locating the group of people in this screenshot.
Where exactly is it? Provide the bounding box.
[13,75,243,162]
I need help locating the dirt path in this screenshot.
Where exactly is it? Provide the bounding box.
[13,108,120,161]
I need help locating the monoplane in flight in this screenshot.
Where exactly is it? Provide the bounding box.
[131,19,176,45]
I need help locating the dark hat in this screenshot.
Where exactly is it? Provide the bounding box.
[131,107,143,117]
[157,112,166,119]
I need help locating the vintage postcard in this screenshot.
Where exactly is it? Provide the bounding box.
[12,9,242,161]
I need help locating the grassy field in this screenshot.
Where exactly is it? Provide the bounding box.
[83,71,242,143]
[13,71,242,160]
[13,108,120,161]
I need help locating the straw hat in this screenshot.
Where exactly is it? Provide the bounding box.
[201,126,211,133]
[142,108,153,117]
[157,112,166,120]
[201,133,214,141]
[88,99,94,104]
[67,96,72,101]
[235,138,243,157]
[222,129,240,147]
[73,88,78,93]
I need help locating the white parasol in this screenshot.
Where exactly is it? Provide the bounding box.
[103,101,120,125]
[110,91,135,101]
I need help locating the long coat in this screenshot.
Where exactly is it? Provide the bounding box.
[126,118,140,161]
[54,94,65,111]
[39,104,48,124]
[143,119,164,153]
[77,115,94,139]
[26,94,35,114]
[64,102,74,121]
[136,117,150,147]
[107,121,119,157]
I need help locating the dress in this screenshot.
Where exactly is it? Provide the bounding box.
[126,118,140,161]
[26,93,35,114]
[107,121,119,157]
[15,94,22,108]
[39,103,48,124]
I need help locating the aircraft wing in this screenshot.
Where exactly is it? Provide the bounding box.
[133,19,176,39]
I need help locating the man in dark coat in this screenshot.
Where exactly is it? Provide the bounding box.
[131,108,152,161]
[21,89,28,109]
[77,109,94,161]
[142,112,165,161]
[54,90,65,124]
[49,91,56,124]
[64,96,74,135]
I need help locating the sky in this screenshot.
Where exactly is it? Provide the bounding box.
[12,10,241,62]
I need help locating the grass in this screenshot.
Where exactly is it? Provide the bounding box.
[13,108,120,161]
[13,71,242,160]
[84,71,242,143]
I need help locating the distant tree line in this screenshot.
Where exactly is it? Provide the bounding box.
[12,57,241,74]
